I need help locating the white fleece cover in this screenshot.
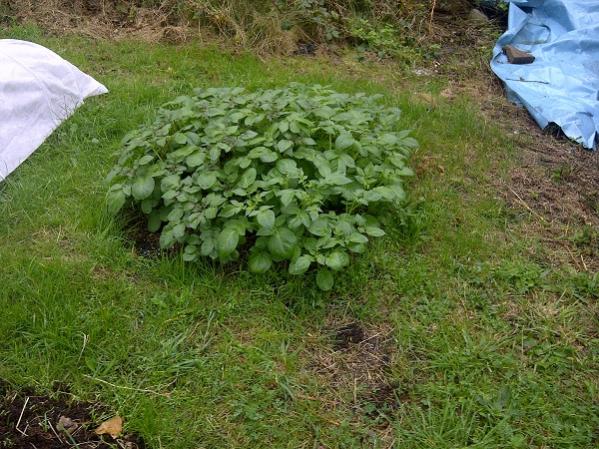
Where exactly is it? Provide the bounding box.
[0,39,108,180]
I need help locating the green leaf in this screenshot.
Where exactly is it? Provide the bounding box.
[238,168,257,189]
[348,243,367,254]
[197,172,217,190]
[217,228,239,258]
[256,209,275,230]
[160,228,176,248]
[187,132,200,145]
[260,151,278,163]
[278,190,295,207]
[161,174,180,191]
[248,251,272,273]
[279,121,289,133]
[396,167,414,177]
[172,223,186,239]
[238,157,252,169]
[205,207,218,219]
[201,238,215,256]
[276,159,298,176]
[138,155,154,165]
[316,268,334,291]
[248,146,278,163]
[276,140,293,153]
[147,211,162,232]
[167,207,184,222]
[186,152,205,167]
[106,188,126,215]
[335,133,355,150]
[325,173,352,186]
[349,232,368,244]
[182,245,199,262]
[335,220,353,236]
[309,218,330,237]
[289,255,312,275]
[325,250,349,271]
[220,204,242,218]
[371,186,396,201]
[365,226,386,237]
[379,133,399,146]
[174,133,188,145]
[141,198,155,214]
[209,147,221,162]
[267,227,298,259]
[162,189,177,202]
[132,176,155,200]
[401,137,419,149]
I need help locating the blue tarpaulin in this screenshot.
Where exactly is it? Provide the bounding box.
[491,0,599,149]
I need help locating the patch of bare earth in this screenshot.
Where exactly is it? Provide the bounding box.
[304,319,404,444]
[489,102,599,271]
[0,382,144,449]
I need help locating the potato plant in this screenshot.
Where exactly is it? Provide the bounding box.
[106,84,417,290]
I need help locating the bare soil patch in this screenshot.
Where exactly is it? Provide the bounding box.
[493,105,599,271]
[0,382,144,449]
[127,222,162,259]
[309,320,404,413]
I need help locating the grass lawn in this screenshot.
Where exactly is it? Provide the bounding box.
[1,25,597,449]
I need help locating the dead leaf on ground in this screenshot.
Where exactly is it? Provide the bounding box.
[95,415,123,439]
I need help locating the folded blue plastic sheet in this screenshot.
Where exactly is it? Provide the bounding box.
[491,0,599,149]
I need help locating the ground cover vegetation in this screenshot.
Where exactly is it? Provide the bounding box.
[3,0,476,57]
[107,84,416,290]
[0,3,597,448]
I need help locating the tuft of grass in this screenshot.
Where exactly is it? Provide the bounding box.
[0,26,597,449]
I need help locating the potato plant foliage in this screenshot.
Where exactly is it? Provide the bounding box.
[107,84,416,290]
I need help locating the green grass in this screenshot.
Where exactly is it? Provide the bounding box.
[1,25,597,449]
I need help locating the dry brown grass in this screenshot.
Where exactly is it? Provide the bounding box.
[6,1,307,51]
[6,0,184,42]
[4,0,467,52]
[304,319,399,410]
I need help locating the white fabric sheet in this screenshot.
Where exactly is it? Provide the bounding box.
[0,39,107,180]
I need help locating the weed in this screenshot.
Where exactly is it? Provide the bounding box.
[551,163,574,183]
[349,17,421,62]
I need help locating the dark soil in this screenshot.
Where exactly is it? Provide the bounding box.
[0,384,144,449]
[365,381,409,414]
[314,321,402,413]
[130,226,162,259]
[123,213,162,259]
[294,42,317,56]
[333,322,366,350]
